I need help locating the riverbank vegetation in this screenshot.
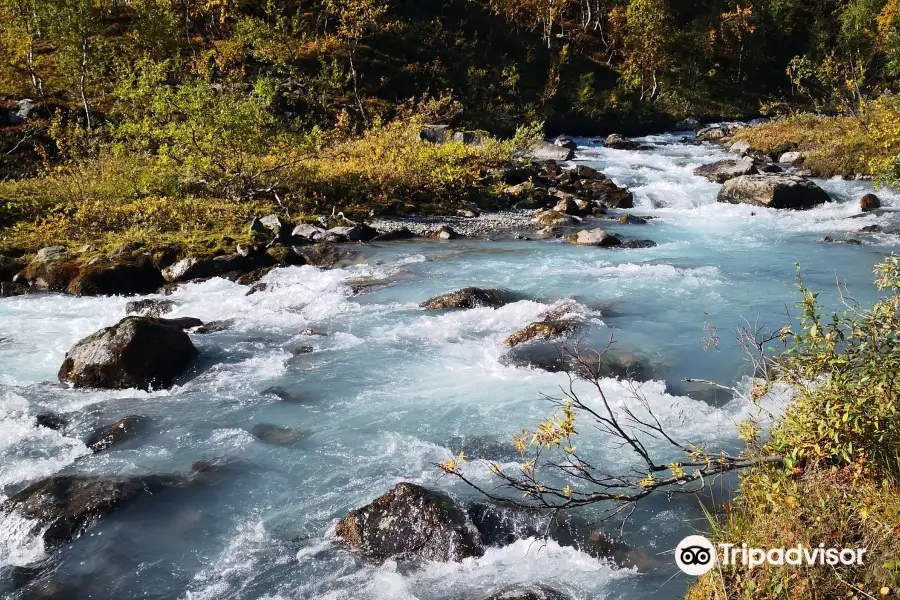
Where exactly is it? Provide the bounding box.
[731,98,900,182]
[4,0,900,256]
[687,259,900,598]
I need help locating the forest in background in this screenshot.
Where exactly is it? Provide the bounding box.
[2,0,900,251]
[3,0,900,148]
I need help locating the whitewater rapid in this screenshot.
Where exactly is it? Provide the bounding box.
[1,133,898,599]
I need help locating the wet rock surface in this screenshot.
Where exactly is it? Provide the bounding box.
[85,416,144,453]
[421,287,515,310]
[335,482,484,561]
[58,317,198,390]
[717,174,832,209]
[1,474,186,555]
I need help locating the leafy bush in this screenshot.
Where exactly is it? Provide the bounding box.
[688,257,900,599]
[732,98,900,182]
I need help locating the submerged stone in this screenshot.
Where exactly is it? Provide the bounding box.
[1,474,185,555]
[250,423,306,445]
[85,416,144,453]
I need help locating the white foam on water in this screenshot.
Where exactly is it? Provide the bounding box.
[371,300,555,345]
[309,538,634,600]
[0,510,47,568]
[0,391,90,492]
[184,518,275,600]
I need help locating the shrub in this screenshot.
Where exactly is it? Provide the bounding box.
[689,257,900,599]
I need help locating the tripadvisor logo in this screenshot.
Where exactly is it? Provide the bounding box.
[675,535,867,576]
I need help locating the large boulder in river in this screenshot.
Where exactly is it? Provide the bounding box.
[860,193,881,212]
[717,174,832,209]
[529,140,574,162]
[125,299,176,317]
[605,134,642,150]
[421,287,513,310]
[553,136,577,150]
[292,243,360,268]
[500,341,658,381]
[585,179,634,208]
[1,474,184,555]
[696,125,729,141]
[693,158,757,183]
[475,585,571,600]
[335,482,484,561]
[569,229,622,247]
[58,316,198,390]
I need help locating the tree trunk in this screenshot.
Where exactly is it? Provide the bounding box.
[347,47,367,126]
[79,32,91,130]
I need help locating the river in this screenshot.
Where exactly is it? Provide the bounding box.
[1,132,897,600]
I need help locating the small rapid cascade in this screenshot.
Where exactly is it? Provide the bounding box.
[1,133,898,600]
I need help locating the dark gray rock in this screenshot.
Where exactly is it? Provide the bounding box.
[335,482,484,561]
[554,136,577,150]
[717,175,832,209]
[63,257,165,297]
[125,299,176,317]
[162,253,274,283]
[421,287,513,310]
[57,317,198,390]
[326,224,378,242]
[605,134,643,150]
[569,229,621,247]
[1,474,185,554]
[0,255,25,282]
[372,227,415,241]
[194,319,234,334]
[452,131,484,145]
[156,317,204,330]
[1,281,29,297]
[585,179,634,209]
[529,140,574,162]
[571,164,603,180]
[621,239,658,249]
[250,423,306,445]
[85,416,144,453]
[420,124,450,144]
[292,244,360,268]
[676,117,699,131]
[291,223,328,243]
[500,342,657,380]
[693,158,757,183]
[475,584,571,600]
[35,412,67,431]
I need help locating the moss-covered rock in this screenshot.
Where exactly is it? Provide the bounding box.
[421,287,512,310]
[504,320,575,347]
[335,482,484,561]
